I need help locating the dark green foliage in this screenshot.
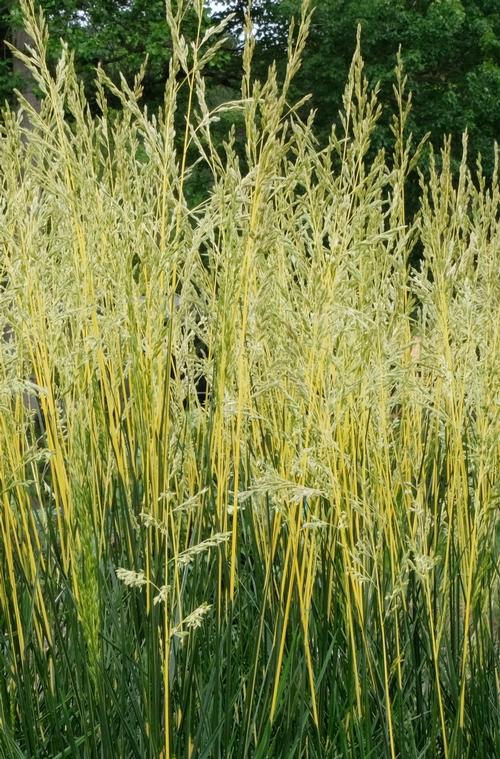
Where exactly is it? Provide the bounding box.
[2,1,499,188]
[269,1,500,180]
[1,0,224,110]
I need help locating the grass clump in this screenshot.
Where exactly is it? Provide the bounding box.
[0,1,498,757]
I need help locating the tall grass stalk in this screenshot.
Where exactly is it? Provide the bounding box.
[0,1,498,756]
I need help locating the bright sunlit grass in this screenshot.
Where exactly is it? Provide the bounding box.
[0,2,498,757]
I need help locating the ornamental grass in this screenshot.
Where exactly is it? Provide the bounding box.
[0,1,498,757]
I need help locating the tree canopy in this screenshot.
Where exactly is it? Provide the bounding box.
[1,0,230,110]
[276,0,500,176]
[2,0,499,178]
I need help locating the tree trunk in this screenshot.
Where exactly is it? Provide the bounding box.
[11,22,40,129]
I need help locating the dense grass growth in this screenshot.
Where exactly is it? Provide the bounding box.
[1,2,498,757]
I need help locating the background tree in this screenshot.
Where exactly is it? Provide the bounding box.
[1,0,232,111]
[1,0,42,120]
[270,0,500,178]
[2,1,499,184]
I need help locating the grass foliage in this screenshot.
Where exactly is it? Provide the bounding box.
[0,1,498,756]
